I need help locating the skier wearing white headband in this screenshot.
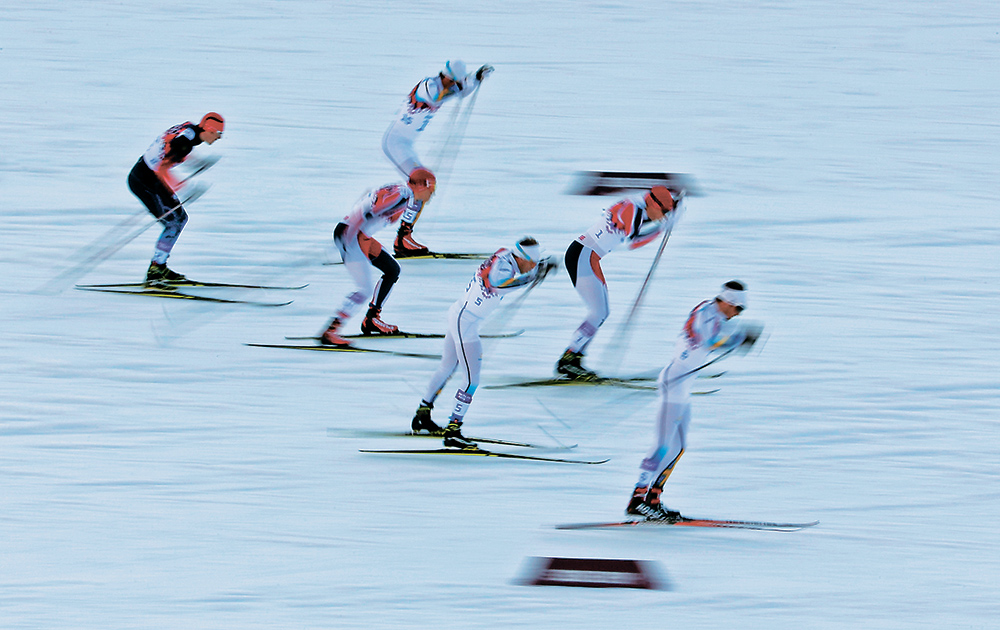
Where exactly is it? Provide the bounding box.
[382,60,494,258]
[626,280,762,521]
[411,236,556,448]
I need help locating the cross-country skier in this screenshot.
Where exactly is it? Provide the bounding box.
[382,60,494,257]
[556,186,682,380]
[320,171,437,345]
[127,113,224,286]
[627,281,762,521]
[410,237,557,447]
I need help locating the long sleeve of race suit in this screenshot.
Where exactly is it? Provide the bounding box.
[485,253,541,291]
[411,73,483,111]
[628,199,685,250]
[687,300,748,352]
[155,127,200,192]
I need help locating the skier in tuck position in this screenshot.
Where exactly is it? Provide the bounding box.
[382,60,494,257]
[627,281,762,521]
[556,186,682,380]
[127,113,224,287]
[320,171,437,345]
[410,237,556,447]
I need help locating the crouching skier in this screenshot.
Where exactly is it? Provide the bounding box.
[320,171,436,345]
[410,237,557,446]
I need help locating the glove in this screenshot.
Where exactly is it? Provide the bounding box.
[741,322,764,348]
[179,181,210,205]
[540,255,559,279]
[180,154,221,184]
[476,64,494,82]
[531,255,558,287]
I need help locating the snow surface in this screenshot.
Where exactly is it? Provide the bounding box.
[3,1,1000,628]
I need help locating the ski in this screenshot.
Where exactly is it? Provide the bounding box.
[359,447,607,465]
[326,427,565,449]
[485,376,656,391]
[284,329,524,341]
[324,252,488,265]
[76,280,306,290]
[566,171,703,197]
[556,517,819,532]
[76,286,291,307]
[245,342,440,360]
[395,252,490,260]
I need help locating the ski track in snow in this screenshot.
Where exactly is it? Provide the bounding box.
[2,2,999,628]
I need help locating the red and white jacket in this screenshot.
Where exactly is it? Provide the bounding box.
[577,196,682,258]
[337,183,413,256]
[141,121,203,191]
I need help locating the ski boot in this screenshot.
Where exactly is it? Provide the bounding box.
[411,402,442,435]
[626,491,680,523]
[145,261,187,288]
[443,421,477,450]
[556,350,599,381]
[393,221,429,258]
[360,304,399,335]
[319,317,350,347]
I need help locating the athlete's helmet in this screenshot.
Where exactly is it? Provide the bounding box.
[408,167,437,202]
[442,60,467,85]
[647,185,675,214]
[199,112,225,135]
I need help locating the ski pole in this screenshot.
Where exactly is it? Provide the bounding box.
[600,226,673,374]
[38,203,183,294]
[430,85,481,194]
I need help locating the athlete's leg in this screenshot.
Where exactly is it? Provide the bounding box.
[384,112,435,255]
[329,227,375,325]
[630,361,693,512]
[128,162,188,266]
[566,248,610,354]
[368,250,401,311]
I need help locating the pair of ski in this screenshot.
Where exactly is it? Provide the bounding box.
[76,279,304,307]
[246,329,525,360]
[324,251,488,266]
[329,428,607,465]
[335,432,813,529]
[556,516,819,532]
[486,372,724,395]
[252,335,717,394]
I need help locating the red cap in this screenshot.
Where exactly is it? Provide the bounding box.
[199,112,225,134]
[648,185,675,213]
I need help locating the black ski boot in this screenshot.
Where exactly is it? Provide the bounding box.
[556,350,598,381]
[443,421,477,449]
[411,402,442,435]
[145,261,186,287]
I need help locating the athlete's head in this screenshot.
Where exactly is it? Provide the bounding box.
[715,280,747,319]
[644,185,675,220]
[407,167,437,202]
[512,236,542,271]
[441,60,467,89]
[199,112,225,144]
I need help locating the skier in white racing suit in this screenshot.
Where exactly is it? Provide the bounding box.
[320,171,436,345]
[410,237,557,448]
[382,60,494,257]
[557,185,682,380]
[626,281,762,521]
